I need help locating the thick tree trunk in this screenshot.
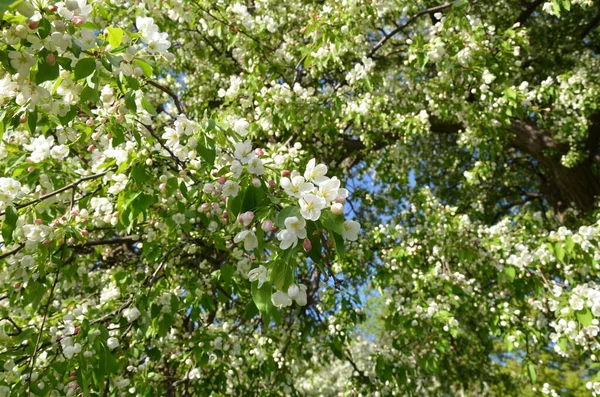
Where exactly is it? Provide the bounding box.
[509,119,600,214]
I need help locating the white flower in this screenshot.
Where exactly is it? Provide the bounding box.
[136,17,160,43]
[342,220,360,241]
[230,160,243,178]
[9,51,35,76]
[107,337,119,350]
[77,29,97,50]
[247,157,264,175]
[277,229,297,250]
[271,291,292,308]
[299,194,326,221]
[232,118,250,136]
[22,224,52,243]
[248,265,267,288]
[287,284,307,306]
[50,145,70,160]
[318,177,341,202]
[234,230,258,251]
[107,174,128,195]
[188,368,201,380]
[123,307,141,322]
[284,216,307,239]
[0,177,21,209]
[172,213,186,225]
[58,0,92,20]
[222,180,240,197]
[569,294,584,311]
[304,159,328,185]
[234,140,255,164]
[276,216,307,249]
[24,135,55,163]
[280,176,314,199]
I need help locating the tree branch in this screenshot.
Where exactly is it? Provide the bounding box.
[145,79,185,115]
[368,3,453,57]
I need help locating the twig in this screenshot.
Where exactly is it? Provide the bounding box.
[28,268,61,396]
[368,3,453,57]
[145,79,185,115]
[0,243,25,260]
[0,316,22,335]
[0,172,109,216]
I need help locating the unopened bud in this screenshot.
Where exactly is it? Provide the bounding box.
[46,53,56,66]
[255,148,264,156]
[268,180,276,188]
[302,239,312,252]
[261,220,273,232]
[331,202,344,216]
[71,16,84,27]
[281,170,291,177]
[251,177,261,188]
[28,21,38,30]
[218,176,227,184]
[239,211,254,226]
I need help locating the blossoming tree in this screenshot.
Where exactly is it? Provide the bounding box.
[0,0,599,395]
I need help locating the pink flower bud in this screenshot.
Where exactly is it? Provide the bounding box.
[218,177,227,185]
[261,220,273,232]
[159,183,166,191]
[271,225,278,233]
[43,240,51,247]
[27,166,35,172]
[48,4,57,12]
[222,211,229,219]
[68,237,76,244]
[239,211,254,226]
[71,210,79,217]
[86,118,94,126]
[251,178,261,188]
[71,15,84,27]
[46,53,56,66]
[19,114,27,124]
[212,171,218,177]
[34,218,43,225]
[303,238,312,252]
[87,144,95,152]
[255,148,264,156]
[281,170,291,177]
[335,195,346,204]
[268,180,276,188]
[14,282,21,289]
[331,203,344,216]
[28,21,38,30]
[80,229,88,236]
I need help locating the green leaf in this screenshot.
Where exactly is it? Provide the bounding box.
[504,266,516,282]
[124,90,137,112]
[38,18,52,39]
[251,281,271,315]
[320,210,344,235]
[2,205,18,244]
[577,307,593,326]
[271,261,293,291]
[220,264,234,284]
[106,27,124,49]
[555,243,565,263]
[452,0,469,8]
[527,363,537,384]
[74,58,96,81]
[141,96,158,116]
[36,57,59,84]
[276,206,301,230]
[133,59,153,77]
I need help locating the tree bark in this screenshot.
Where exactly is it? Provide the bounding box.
[340,116,600,215]
[509,119,600,214]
